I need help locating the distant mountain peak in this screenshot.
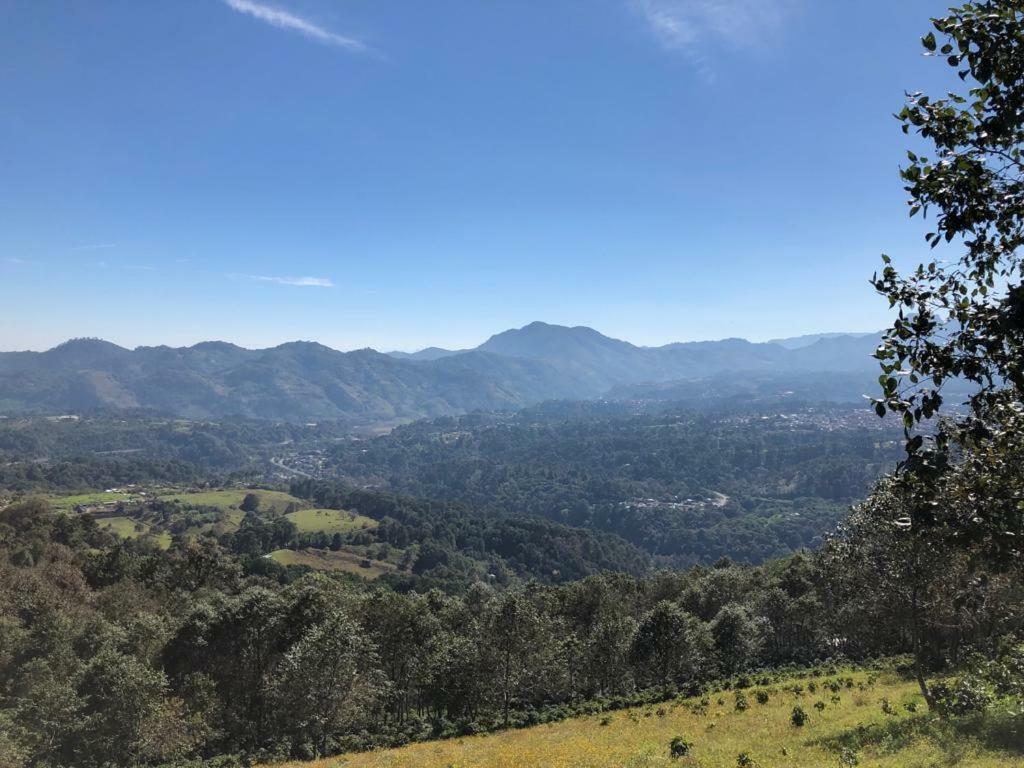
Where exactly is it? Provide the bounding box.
[190,341,245,352]
[768,332,878,350]
[480,321,635,355]
[47,337,129,354]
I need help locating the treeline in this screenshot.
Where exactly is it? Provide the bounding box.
[323,408,900,564]
[1,488,1020,767]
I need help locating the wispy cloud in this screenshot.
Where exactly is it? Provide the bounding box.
[71,242,116,251]
[3,257,32,265]
[242,274,335,288]
[223,0,367,52]
[633,0,795,73]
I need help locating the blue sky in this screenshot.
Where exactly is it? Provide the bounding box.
[1,0,957,351]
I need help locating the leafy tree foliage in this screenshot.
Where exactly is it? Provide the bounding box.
[857,0,1024,710]
[871,1,1024,556]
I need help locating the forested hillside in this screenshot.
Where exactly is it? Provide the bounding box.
[1,490,1020,767]
[322,406,901,564]
[0,326,881,423]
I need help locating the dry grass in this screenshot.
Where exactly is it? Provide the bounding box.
[268,672,1021,768]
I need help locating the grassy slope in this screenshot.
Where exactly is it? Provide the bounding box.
[284,508,377,534]
[96,516,171,548]
[158,488,304,511]
[270,671,1021,768]
[267,548,396,579]
[52,487,371,544]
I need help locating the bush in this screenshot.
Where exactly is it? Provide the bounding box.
[669,735,692,758]
[755,689,769,705]
[737,751,756,767]
[734,691,749,712]
[790,705,807,727]
[931,677,993,717]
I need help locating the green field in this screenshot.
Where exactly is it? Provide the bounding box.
[284,507,377,534]
[194,507,248,535]
[53,487,374,546]
[159,488,305,512]
[267,548,396,579]
[268,671,1021,768]
[98,516,172,548]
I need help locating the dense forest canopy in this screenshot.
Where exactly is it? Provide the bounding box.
[320,406,901,565]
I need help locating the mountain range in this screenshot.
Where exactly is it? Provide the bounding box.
[0,322,883,422]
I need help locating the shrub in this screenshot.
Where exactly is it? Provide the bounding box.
[755,689,769,705]
[734,691,749,712]
[737,751,757,767]
[669,736,692,758]
[791,705,807,727]
[931,677,993,717]
[813,700,826,711]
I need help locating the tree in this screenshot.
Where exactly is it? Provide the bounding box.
[630,601,713,688]
[860,2,1024,711]
[482,590,557,726]
[272,609,383,757]
[821,479,963,707]
[872,1,1024,558]
[710,603,763,676]
[77,647,169,768]
[239,493,261,513]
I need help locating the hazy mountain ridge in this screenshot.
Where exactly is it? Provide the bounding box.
[0,324,883,421]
